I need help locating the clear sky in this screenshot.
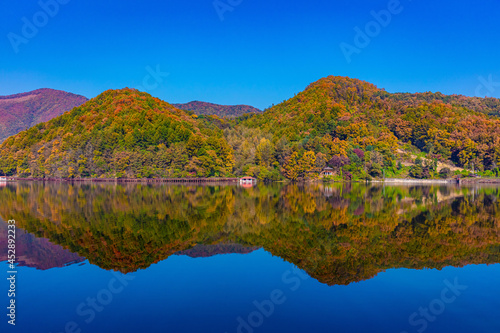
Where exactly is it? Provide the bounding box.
[1,0,499,110]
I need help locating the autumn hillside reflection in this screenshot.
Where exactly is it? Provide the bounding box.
[1,182,499,285]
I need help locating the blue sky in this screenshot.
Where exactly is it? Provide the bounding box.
[1,0,499,110]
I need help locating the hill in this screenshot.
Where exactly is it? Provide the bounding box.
[173,101,261,117]
[0,88,88,143]
[0,88,234,178]
[235,76,500,180]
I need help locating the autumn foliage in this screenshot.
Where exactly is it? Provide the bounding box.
[2,182,500,285]
[1,77,500,180]
[0,88,234,178]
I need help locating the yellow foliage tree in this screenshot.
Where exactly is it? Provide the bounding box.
[283,152,300,180]
[300,151,317,177]
[330,138,349,157]
[256,138,275,167]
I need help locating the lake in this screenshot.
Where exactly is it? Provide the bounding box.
[1,181,500,333]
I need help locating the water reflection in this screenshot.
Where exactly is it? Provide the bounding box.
[1,182,499,286]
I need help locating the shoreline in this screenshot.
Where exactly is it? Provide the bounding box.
[3,177,241,184]
[377,178,456,184]
[347,178,500,184]
[3,177,500,185]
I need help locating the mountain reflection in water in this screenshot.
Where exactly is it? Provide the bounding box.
[1,181,499,286]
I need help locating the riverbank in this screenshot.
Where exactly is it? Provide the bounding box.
[458,178,500,184]
[380,177,500,184]
[379,178,455,184]
[321,177,500,184]
[7,177,241,184]
[4,176,500,185]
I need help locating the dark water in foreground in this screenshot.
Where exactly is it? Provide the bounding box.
[1,182,500,333]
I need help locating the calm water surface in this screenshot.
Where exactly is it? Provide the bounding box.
[1,182,499,333]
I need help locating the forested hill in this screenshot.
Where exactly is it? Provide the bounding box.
[236,76,500,180]
[173,101,261,117]
[0,88,234,178]
[0,88,88,143]
[1,77,500,180]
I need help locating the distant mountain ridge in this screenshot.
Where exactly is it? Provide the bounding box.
[0,88,88,142]
[173,101,261,117]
